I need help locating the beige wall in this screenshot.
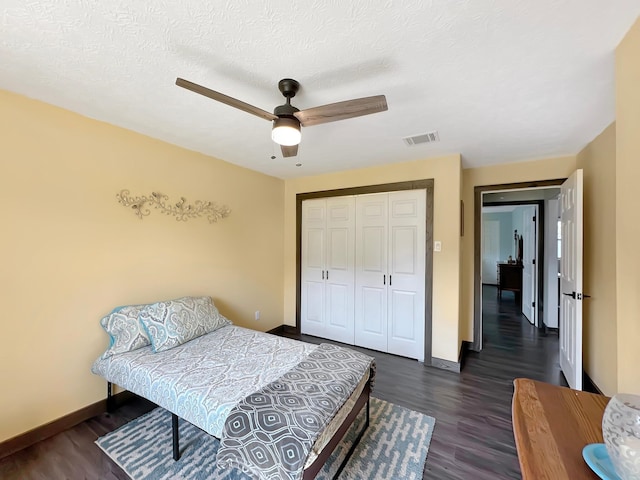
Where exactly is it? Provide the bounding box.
[0,90,285,442]
[615,17,640,395]
[576,123,617,395]
[460,156,577,341]
[284,155,462,362]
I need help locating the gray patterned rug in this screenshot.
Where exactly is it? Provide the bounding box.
[96,397,435,480]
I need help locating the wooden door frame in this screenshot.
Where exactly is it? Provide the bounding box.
[296,179,435,365]
[472,179,565,352]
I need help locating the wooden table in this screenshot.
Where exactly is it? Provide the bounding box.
[512,378,610,479]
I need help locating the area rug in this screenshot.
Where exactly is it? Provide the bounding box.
[96,397,435,480]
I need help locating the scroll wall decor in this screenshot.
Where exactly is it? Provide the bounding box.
[117,190,231,223]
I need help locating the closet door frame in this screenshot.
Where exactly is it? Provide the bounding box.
[295,179,434,365]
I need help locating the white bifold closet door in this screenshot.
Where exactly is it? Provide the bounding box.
[300,196,355,344]
[354,190,426,361]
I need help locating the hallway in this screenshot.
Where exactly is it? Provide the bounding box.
[477,284,566,387]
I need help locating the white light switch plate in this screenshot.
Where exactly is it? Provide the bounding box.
[434,241,442,252]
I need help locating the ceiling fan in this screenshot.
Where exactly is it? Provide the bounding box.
[175,77,388,158]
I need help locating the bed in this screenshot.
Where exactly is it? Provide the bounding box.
[91,296,374,480]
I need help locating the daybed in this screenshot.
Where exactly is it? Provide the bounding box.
[91,296,374,480]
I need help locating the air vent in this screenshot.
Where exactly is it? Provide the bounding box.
[402,131,440,146]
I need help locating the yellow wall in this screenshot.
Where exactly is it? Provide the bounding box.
[0,90,285,442]
[615,17,640,394]
[576,123,617,395]
[284,155,462,362]
[460,156,577,341]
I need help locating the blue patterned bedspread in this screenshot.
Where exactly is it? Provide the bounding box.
[216,343,375,480]
[92,325,317,437]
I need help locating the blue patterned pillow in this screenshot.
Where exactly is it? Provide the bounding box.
[139,296,231,352]
[100,304,150,358]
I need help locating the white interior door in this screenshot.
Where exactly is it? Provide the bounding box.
[301,199,326,338]
[560,169,584,390]
[521,205,538,324]
[482,219,500,284]
[387,190,426,361]
[324,197,355,344]
[354,193,388,352]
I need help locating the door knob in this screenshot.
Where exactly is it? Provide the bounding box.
[562,292,576,299]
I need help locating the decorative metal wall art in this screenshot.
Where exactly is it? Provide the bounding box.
[117,190,231,223]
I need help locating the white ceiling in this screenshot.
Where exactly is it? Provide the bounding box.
[2,1,638,179]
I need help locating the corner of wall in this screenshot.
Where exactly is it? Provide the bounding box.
[615,16,640,395]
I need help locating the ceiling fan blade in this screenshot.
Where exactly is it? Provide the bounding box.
[281,144,298,157]
[294,95,387,127]
[176,78,277,122]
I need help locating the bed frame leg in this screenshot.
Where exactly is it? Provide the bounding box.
[331,397,370,480]
[172,414,180,461]
[106,382,114,413]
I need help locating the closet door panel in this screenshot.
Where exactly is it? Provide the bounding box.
[357,286,387,351]
[362,227,385,272]
[301,199,326,337]
[389,289,417,339]
[324,197,355,344]
[302,281,325,337]
[387,190,426,361]
[306,229,325,269]
[391,226,418,274]
[328,228,349,269]
[355,194,388,351]
[325,282,352,342]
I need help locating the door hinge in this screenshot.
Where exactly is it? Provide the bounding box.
[532,259,535,265]
[533,216,536,222]
[532,301,535,307]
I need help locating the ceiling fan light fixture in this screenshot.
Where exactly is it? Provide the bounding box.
[272,117,301,146]
[176,77,387,158]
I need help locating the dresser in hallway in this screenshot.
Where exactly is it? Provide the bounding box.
[497,262,523,307]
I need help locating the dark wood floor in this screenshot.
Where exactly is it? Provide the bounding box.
[0,285,566,479]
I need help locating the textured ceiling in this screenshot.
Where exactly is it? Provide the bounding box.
[1,1,638,179]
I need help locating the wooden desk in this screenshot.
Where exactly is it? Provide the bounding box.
[512,378,610,479]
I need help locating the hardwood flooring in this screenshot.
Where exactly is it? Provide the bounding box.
[0,285,566,479]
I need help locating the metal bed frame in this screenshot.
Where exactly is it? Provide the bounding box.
[106,378,371,480]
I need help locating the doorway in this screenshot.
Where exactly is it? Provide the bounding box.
[482,201,543,325]
[472,179,565,352]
